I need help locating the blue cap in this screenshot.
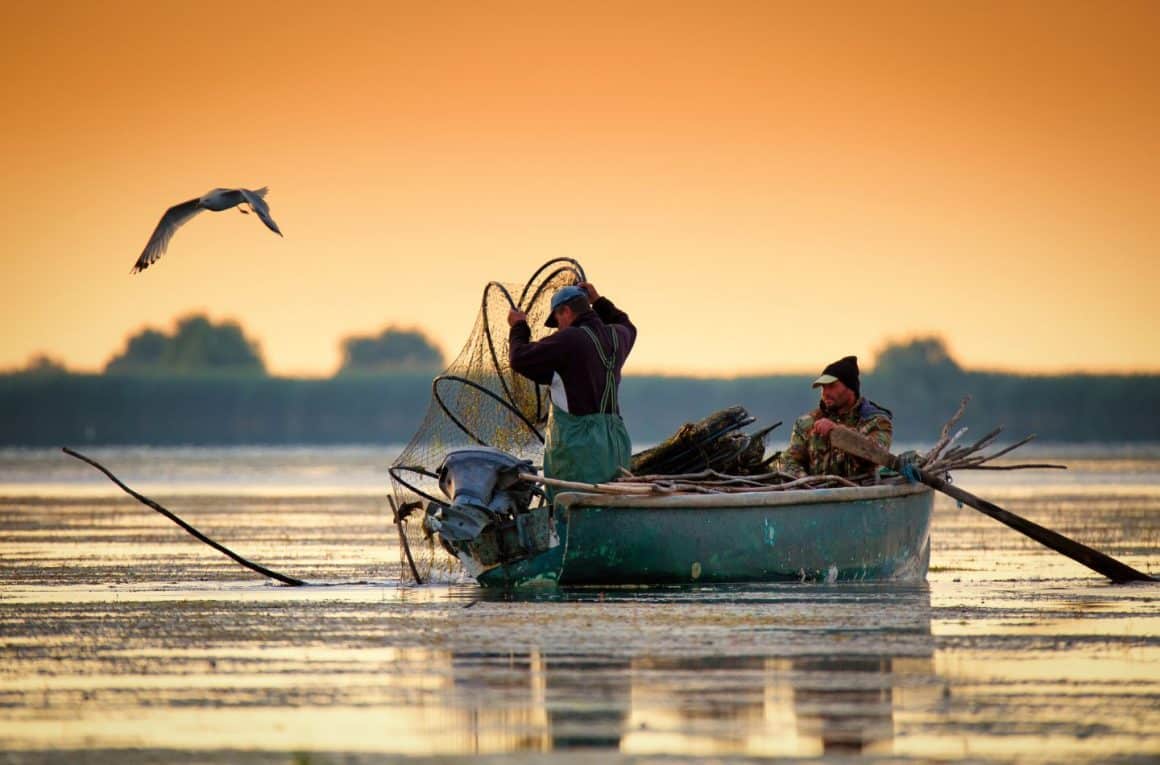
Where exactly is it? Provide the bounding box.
[545,285,588,327]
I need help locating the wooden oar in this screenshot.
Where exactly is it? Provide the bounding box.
[830,428,1155,584]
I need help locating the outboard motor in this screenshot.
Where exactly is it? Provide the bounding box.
[425,447,557,576]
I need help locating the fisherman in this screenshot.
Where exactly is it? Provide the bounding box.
[781,355,893,480]
[507,282,635,494]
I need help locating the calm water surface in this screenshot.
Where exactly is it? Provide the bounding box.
[1,445,1157,763]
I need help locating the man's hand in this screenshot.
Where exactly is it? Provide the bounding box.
[507,308,528,327]
[578,282,600,302]
[811,418,837,438]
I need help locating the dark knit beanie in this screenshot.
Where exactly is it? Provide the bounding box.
[812,355,860,397]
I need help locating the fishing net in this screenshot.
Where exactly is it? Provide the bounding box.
[389,258,586,582]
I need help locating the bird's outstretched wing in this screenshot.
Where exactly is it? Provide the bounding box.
[240,187,283,236]
[131,198,205,273]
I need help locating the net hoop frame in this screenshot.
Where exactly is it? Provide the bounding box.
[387,257,590,568]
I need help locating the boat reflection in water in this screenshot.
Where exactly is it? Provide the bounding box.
[443,586,935,757]
[622,652,934,756]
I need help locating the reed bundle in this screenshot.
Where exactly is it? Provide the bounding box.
[536,396,1064,497]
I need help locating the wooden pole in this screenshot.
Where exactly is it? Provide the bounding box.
[63,447,305,586]
[830,429,1155,584]
[388,494,423,585]
[517,472,660,495]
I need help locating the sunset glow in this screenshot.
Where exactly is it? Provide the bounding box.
[3,1,1157,377]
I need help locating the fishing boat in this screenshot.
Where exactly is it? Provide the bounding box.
[477,483,933,588]
[386,260,1150,588]
[417,447,933,588]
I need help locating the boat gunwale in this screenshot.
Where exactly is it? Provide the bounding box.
[554,481,931,510]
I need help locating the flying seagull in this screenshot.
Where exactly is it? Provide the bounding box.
[131,187,283,274]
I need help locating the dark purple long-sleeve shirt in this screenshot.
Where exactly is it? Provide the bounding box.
[509,297,636,415]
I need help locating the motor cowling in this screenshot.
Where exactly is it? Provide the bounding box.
[427,447,556,575]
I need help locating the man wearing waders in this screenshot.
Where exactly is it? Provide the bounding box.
[507,283,636,498]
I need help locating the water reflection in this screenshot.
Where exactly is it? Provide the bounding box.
[8,444,1154,760]
[443,587,934,756]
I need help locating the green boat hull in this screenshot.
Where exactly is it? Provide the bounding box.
[476,483,933,588]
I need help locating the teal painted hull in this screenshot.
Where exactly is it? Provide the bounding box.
[476,484,933,588]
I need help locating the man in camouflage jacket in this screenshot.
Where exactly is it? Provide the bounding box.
[780,355,893,480]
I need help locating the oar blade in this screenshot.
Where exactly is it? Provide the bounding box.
[830,429,1155,584]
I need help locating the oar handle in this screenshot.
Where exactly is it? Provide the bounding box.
[830,428,1155,584]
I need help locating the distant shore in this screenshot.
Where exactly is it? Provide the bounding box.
[2,370,1157,446]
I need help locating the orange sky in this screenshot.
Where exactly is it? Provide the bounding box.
[2,1,1157,377]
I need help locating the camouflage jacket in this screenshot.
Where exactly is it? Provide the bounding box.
[780,397,893,479]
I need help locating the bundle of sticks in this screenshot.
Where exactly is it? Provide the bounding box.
[629,406,781,477]
[524,396,1064,497]
[916,396,1065,475]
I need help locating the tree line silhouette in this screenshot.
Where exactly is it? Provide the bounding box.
[20,313,446,378]
[3,323,1158,446]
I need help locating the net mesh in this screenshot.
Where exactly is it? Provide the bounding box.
[389,258,586,582]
